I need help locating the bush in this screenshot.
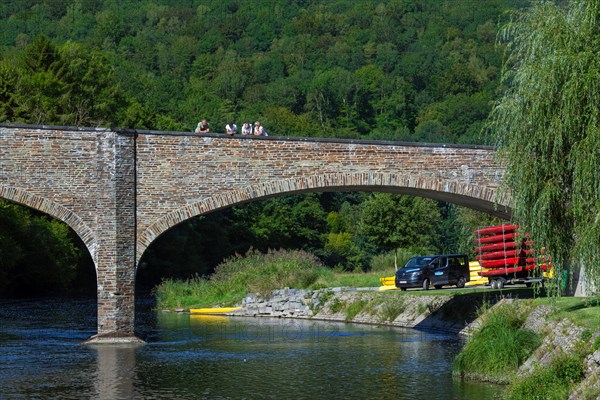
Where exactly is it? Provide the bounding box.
[453,302,541,381]
[155,248,324,309]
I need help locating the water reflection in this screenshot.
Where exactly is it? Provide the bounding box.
[91,344,141,400]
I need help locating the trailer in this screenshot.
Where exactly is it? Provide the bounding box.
[474,224,548,289]
[478,264,547,289]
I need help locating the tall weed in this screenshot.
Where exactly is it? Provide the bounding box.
[453,303,541,381]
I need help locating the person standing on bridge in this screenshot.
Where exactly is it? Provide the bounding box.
[225,121,237,136]
[253,121,267,136]
[195,118,211,134]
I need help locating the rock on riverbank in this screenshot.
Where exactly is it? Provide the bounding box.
[235,287,487,333]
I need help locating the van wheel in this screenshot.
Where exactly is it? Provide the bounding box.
[422,279,430,290]
[456,276,466,288]
[400,287,407,291]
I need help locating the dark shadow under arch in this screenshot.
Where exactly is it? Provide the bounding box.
[0,186,98,267]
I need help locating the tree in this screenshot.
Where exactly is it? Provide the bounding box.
[0,200,82,295]
[487,0,600,294]
[359,193,441,269]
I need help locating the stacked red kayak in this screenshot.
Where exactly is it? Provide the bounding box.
[474,224,539,277]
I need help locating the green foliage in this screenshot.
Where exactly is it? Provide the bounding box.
[0,199,82,295]
[231,194,326,251]
[345,298,369,321]
[504,354,586,400]
[328,297,345,314]
[359,193,442,253]
[488,0,600,293]
[377,294,406,322]
[155,248,324,309]
[0,1,529,140]
[2,35,128,126]
[453,302,541,382]
[310,269,388,289]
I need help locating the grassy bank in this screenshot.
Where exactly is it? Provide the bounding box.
[155,248,394,309]
[453,301,542,383]
[453,297,600,399]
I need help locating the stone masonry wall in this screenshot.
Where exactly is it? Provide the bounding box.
[134,132,507,261]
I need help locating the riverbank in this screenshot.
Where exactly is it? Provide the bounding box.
[176,287,599,399]
[231,287,488,333]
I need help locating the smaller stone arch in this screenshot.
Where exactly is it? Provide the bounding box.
[136,172,511,264]
[0,185,98,266]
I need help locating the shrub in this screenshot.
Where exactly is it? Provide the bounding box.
[155,248,324,309]
[453,302,541,381]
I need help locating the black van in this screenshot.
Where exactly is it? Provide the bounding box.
[395,254,470,290]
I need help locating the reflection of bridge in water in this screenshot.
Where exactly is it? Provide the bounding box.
[0,123,509,341]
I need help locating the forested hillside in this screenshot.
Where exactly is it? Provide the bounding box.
[1,0,528,142]
[0,0,525,293]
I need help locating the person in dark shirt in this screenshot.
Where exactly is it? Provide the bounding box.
[195,119,210,134]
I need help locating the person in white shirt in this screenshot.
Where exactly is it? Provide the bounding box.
[225,121,237,136]
[241,122,252,135]
[253,121,267,136]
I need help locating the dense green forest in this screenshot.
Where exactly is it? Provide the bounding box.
[0,0,525,295]
[1,0,528,141]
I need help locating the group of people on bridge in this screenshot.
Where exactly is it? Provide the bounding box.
[195,119,267,137]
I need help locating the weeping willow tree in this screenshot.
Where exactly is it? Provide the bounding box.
[488,0,599,295]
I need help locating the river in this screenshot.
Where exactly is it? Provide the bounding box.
[0,298,502,399]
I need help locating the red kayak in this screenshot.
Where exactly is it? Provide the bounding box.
[480,257,535,268]
[475,249,533,260]
[474,224,519,236]
[478,264,547,277]
[475,240,533,253]
[475,232,518,244]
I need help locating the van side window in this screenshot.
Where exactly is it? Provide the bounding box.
[448,257,464,268]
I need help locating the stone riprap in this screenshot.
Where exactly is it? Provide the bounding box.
[236,288,465,332]
[1,123,508,339]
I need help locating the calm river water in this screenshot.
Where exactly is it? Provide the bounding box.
[0,298,502,399]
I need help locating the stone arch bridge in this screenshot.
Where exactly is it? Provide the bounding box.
[0,124,509,342]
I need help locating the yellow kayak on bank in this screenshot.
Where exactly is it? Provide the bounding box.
[189,307,242,314]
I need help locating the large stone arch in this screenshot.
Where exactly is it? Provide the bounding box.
[136,172,511,264]
[0,185,98,266]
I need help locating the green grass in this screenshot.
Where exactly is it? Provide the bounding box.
[377,294,406,322]
[531,297,600,332]
[345,298,369,321]
[504,354,586,400]
[155,249,324,309]
[453,302,541,383]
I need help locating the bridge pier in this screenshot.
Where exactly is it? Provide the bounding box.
[87,132,143,344]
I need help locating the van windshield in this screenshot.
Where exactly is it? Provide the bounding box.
[402,256,435,269]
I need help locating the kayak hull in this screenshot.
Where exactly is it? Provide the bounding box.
[475,232,518,244]
[474,224,519,236]
[189,307,242,314]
